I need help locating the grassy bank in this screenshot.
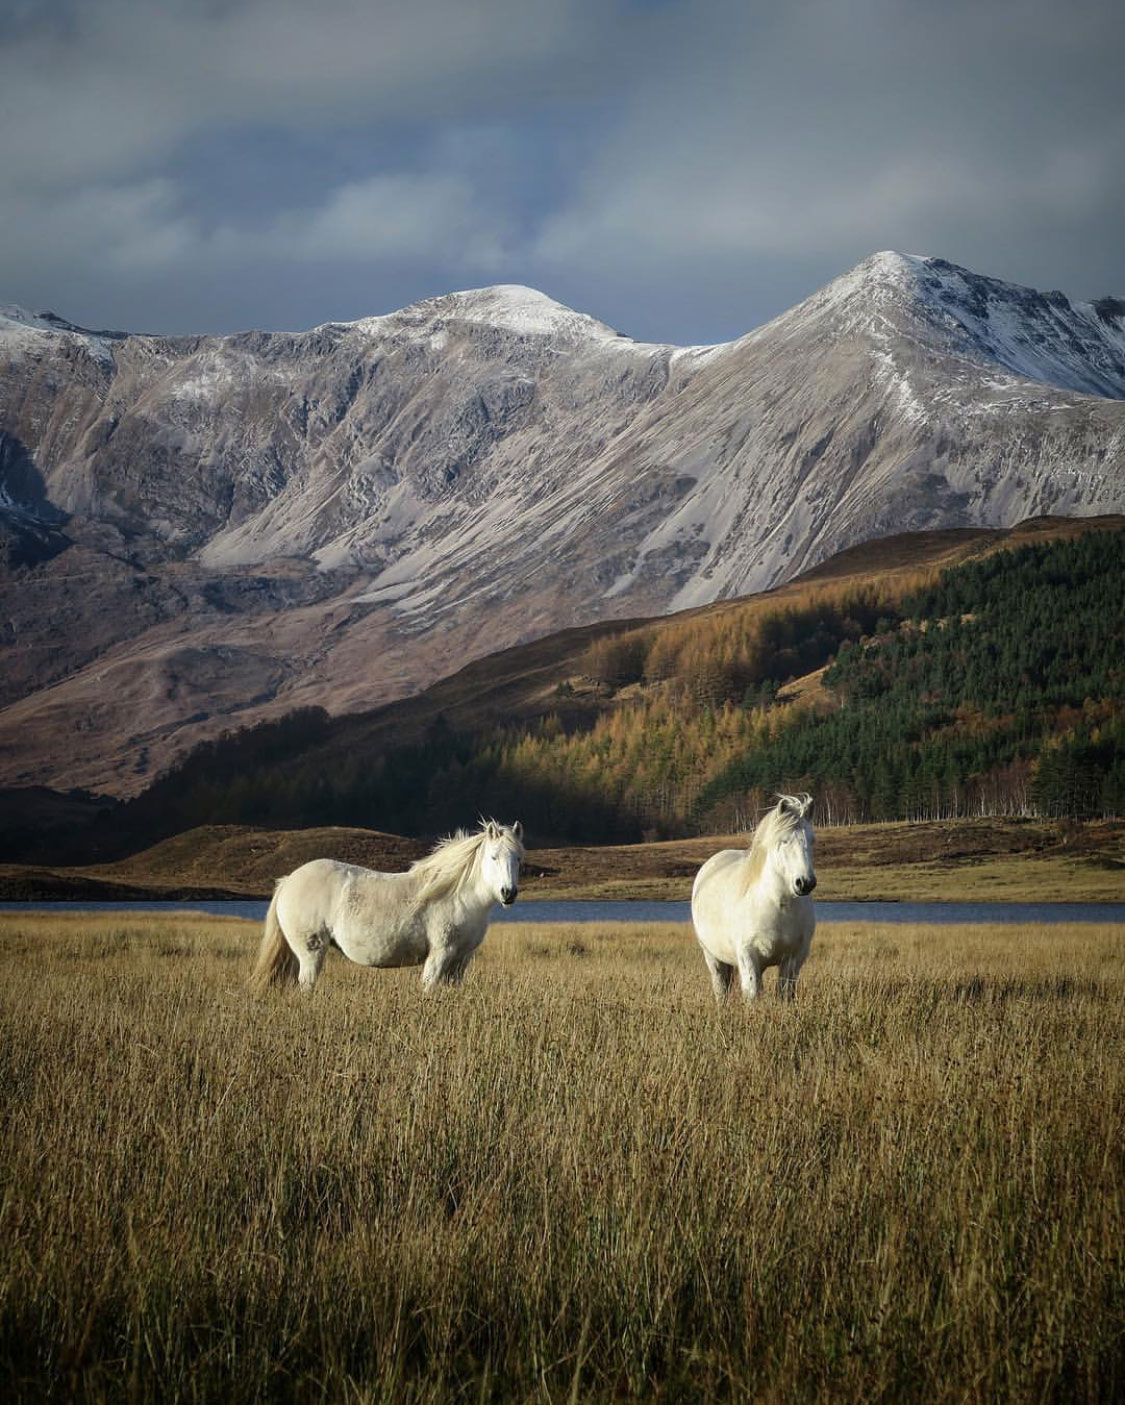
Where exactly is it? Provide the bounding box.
[2,815,1124,903]
[1,913,1123,1401]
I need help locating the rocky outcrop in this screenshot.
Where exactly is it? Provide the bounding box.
[1,255,1123,795]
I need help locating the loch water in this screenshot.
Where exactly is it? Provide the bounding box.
[2,899,1124,925]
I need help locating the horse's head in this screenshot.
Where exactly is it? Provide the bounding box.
[481,819,524,906]
[771,793,816,898]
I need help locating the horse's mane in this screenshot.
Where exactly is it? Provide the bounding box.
[409,822,522,905]
[742,793,812,890]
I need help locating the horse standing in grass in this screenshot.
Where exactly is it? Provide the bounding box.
[691,794,817,1002]
[251,820,524,993]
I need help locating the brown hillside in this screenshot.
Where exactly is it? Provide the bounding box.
[293,513,1125,770]
[101,825,428,893]
[0,825,427,900]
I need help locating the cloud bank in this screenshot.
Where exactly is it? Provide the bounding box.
[3,0,1123,342]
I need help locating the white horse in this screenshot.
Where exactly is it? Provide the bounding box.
[691,794,817,1002]
[251,820,524,993]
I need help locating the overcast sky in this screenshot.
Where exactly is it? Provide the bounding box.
[2,0,1123,344]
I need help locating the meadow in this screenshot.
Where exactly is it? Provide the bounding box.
[1,912,1122,1402]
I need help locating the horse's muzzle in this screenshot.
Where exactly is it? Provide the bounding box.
[500,887,518,906]
[794,876,817,896]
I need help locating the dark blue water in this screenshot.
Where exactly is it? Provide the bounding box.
[2,899,1123,925]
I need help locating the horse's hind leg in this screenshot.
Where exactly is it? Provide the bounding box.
[296,928,330,993]
[702,950,735,1004]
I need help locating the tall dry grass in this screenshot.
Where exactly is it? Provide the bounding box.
[1,913,1122,1402]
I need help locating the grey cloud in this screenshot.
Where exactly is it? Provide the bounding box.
[0,179,195,273]
[535,0,1125,301]
[1,0,622,325]
[210,172,513,270]
[2,0,1123,341]
[0,0,623,187]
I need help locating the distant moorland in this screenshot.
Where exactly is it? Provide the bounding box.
[2,814,1122,905]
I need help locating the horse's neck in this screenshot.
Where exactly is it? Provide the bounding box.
[407,861,491,924]
[445,868,492,918]
[746,851,786,908]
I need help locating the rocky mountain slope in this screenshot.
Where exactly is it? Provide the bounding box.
[2,253,1124,795]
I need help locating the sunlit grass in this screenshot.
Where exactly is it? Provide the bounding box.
[1,913,1123,1401]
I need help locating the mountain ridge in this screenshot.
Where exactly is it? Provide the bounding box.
[6,251,1125,390]
[2,252,1123,796]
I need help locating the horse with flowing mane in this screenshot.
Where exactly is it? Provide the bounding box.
[691,794,817,1002]
[251,820,524,993]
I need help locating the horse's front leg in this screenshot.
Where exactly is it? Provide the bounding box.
[736,947,762,1002]
[777,956,801,1002]
[421,948,468,991]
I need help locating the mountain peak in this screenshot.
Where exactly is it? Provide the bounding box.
[794,251,1125,398]
[826,248,927,290]
[328,282,634,348]
[431,283,629,341]
[860,249,928,276]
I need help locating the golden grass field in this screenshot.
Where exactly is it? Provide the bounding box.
[1,912,1123,1402]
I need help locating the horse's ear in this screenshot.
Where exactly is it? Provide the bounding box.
[485,819,499,839]
[513,820,523,841]
[778,793,813,818]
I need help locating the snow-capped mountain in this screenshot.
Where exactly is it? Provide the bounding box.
[2,253,1123,794]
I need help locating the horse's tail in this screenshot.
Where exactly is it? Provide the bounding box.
[250,881,298,993]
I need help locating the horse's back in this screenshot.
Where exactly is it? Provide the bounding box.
[277,857,360,934]
[283,856,362,891]
[692,848,745,899]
